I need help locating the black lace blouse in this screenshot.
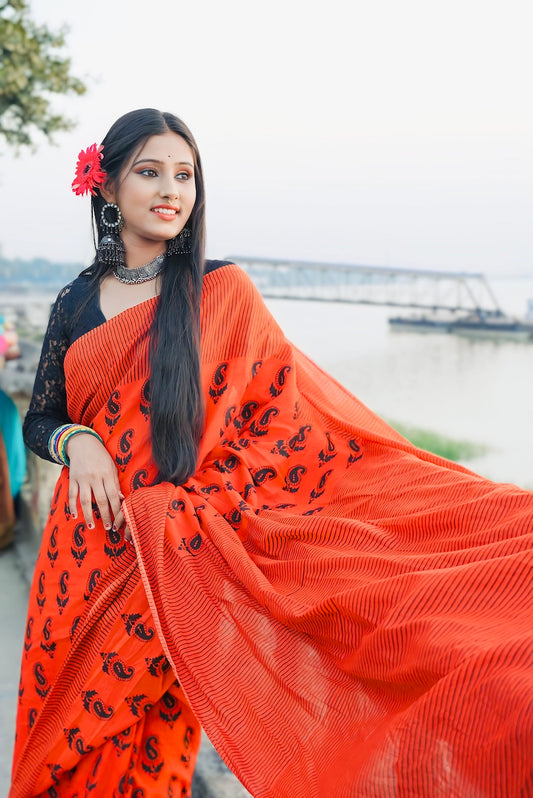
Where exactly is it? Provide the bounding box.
[23,260,231,463]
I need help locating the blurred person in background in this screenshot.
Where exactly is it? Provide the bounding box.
[0,316,26,548]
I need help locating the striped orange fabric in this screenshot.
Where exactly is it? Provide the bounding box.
[11,264,533,797]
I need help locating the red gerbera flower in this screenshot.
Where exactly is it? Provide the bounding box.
[71,143,106,196]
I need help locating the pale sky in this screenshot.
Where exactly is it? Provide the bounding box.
[0,0,531,274]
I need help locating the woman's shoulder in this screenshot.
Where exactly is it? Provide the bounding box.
[202,259,258,297]
[54,271,94,310]
[203,259,235,276]
[50,272,100,343]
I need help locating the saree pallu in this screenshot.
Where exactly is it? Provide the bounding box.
[11,264,533,797]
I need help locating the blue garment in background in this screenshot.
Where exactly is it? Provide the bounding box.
[0,390,26,498]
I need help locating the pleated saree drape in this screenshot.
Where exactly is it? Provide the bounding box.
[11,264,533,797]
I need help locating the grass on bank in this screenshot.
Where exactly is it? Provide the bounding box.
[388,420,489,463]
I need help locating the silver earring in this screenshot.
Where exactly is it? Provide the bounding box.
[100,202,123,232]
[166,227,191,256]
[97,202,125,267]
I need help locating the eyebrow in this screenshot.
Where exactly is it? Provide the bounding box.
[133,158,194,167]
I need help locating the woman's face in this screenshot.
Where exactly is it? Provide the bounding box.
[106,131,197,251]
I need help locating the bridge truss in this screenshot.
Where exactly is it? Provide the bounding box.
[229,256,503,315]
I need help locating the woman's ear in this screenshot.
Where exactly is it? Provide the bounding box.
[100,178,116,204]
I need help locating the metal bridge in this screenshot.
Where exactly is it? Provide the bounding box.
[229,255,503,315]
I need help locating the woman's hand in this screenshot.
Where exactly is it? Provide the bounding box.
[66,433,124,531]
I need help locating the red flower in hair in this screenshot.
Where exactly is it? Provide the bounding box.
[71,143,106,196]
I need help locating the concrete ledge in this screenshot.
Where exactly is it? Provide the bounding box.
[192,735,252,797]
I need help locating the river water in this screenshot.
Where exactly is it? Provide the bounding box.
[3,275,533,489]
[266,275,533,490]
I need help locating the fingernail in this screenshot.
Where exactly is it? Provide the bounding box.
[112,523,117,532]
[87,522,94,530]
[104,523,111,530]
[71,512,77,519]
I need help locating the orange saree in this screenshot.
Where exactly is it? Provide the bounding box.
[11,263,533,797]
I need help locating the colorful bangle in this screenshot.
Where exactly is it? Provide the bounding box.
[48,424,74,464]
[48,424,104,466]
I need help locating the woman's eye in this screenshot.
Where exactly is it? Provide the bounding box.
[137,168,191,180]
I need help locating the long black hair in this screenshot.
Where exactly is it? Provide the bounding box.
[86,108,206,485]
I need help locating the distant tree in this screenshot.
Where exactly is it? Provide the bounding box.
[0,0,86,149]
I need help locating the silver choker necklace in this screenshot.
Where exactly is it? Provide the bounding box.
[113,252,166,284]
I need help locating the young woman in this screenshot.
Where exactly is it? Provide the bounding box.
[11,108,533,798]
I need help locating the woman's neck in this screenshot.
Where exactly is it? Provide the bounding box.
[122,237,166,270]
